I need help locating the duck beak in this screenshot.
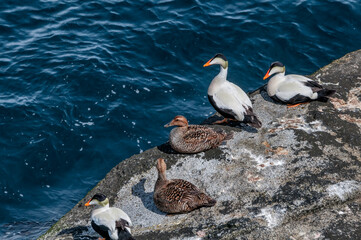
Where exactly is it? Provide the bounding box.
[203,58,213,67]
[85,199,91,206]
[263,69,270,80]
[164,120,174,128]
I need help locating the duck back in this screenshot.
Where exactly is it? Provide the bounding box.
[169,125,232,153]
[154,178,216,214]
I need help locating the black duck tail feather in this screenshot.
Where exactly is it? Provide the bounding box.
[244,115,262,128]
[198,193,217,207]
[205,198,217,207]
[317,89,336,102]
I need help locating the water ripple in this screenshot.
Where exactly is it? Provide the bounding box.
[1,0,361,239]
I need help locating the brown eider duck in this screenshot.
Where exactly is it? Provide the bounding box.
[164,115,233,154]
[153,158,216,214]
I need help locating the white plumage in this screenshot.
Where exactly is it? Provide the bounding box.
[91,205,132,238]
[85,193,133,240]
[204,53,261,128]
[210,80,252,120]
[263,61,336,106]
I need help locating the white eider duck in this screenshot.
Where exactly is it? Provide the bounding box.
[203,53,262,128]
[153,158,216,214]
[263,61,336,107]
[85,193,134,240]
[164,115,233,154]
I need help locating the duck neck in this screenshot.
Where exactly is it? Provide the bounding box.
[208,66,228,95]
[91,203,110,217]
[267,72,286,96]
[217,66,228,81]
[157,171,167,182]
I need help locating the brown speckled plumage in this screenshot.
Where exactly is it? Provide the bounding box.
[153,158,216,214]
[164,115,233,154]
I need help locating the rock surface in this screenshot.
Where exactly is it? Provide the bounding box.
[39,50,361,240]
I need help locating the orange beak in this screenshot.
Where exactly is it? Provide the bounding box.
[263,69,270,80]
[203,58,213,67]
[85,199,91,206]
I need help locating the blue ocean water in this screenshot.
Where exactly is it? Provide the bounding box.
[0,0,360,238]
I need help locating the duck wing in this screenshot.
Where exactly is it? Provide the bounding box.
[92,207,132,239]
[155,179,215,213]
[110,207,132,227]
[211,82,252,120]
[275,75,314,102]
[287,74,323,91]
[92,211,115,230]
[303,80,323,92]
[171,179,216,211]
[161,179,200,202]
[91,211,117,239]
[182,126,225,144]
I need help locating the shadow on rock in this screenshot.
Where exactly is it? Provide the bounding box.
[202,115,258,133]
[259,86,283,106]
[157,142,178,154]
[57,226,96,239]
[132,178,165,215]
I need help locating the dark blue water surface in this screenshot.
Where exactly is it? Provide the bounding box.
[0,0,360,238]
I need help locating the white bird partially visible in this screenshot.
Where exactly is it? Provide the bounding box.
[203,53,262,128]
[263,61,336,107]
[85,193,134,240]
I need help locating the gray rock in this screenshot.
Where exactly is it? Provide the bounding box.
[39,50,361,240]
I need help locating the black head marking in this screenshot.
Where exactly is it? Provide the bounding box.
[91,193,107,202]
[213,53,227,62]
[270,61,284,68]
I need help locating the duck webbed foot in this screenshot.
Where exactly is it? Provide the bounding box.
[287,102,309,108]
[212,118,230,124]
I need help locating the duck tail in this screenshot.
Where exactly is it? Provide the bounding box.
[223,131,234,141]
[204,196,217,207]
[197,192,217,207]
[243,107,262,128]
[244,115,262,128]
[317,89,336,102]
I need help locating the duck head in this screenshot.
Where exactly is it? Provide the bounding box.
[263,61,285,80]
[85,193,109,207]
[164,115,188,128]
[203,53,228,69]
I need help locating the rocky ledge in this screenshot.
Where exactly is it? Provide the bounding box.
[40,50,361,240]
